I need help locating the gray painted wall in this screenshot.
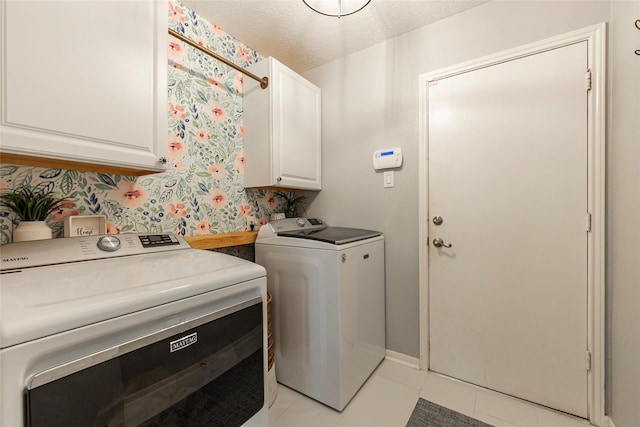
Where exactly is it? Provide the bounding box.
[607,2,640,426]
[303,1,639,426]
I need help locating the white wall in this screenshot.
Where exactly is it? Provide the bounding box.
[304,1,639,425]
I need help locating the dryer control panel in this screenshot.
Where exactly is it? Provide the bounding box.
[0,234,190,271]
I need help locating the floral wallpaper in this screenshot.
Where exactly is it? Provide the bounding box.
[0,1,288,248]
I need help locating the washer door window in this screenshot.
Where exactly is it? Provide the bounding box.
[26,299,263,427]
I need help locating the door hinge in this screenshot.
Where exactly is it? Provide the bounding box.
[585,70,592,91]
[586,212,592,232]
[586,351,592,371]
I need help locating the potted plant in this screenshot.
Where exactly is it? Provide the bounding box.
[274,191,308,218]
[0,186,65,242]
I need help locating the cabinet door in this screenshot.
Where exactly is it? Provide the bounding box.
[0,0,167,173]
[272,62,321,190]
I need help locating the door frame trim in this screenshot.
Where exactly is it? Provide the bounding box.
[417,23,606,426]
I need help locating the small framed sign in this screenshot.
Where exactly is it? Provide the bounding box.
[270,213,285,221]
[64,215,107,237]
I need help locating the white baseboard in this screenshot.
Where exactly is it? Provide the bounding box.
[385,350,421,369]
[608,417,616,427]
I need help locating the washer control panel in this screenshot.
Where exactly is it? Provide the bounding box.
[269,218,327,234]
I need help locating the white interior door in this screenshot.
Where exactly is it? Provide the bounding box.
[428,42,589,418]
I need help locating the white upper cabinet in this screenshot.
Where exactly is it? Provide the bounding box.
[0,0,168,174]
[243,57,321,190]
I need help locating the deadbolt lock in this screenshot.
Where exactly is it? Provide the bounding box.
[432,216,443,226]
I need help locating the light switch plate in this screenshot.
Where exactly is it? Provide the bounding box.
[384,171,394,188]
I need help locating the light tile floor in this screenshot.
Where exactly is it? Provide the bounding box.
[268,359,593,427]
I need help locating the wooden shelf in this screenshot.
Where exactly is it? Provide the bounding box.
[184,231,258,250]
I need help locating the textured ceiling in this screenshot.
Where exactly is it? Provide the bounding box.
[180,0,488,73]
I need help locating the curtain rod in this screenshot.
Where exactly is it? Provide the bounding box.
[168,29,269,89]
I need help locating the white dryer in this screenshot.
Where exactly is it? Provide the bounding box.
[255,218,385,411]
[0,234,268,427]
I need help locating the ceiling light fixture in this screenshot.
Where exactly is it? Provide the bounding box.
[302,0,372,18]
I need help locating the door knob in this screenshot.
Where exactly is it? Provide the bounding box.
[432,238,452,248]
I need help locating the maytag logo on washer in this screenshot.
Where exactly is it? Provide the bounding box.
[170,332,197,352]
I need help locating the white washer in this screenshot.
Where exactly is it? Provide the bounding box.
[255,218,385,411]
[0,234,268,427]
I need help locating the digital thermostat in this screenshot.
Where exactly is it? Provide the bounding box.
[373,147,403,170]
